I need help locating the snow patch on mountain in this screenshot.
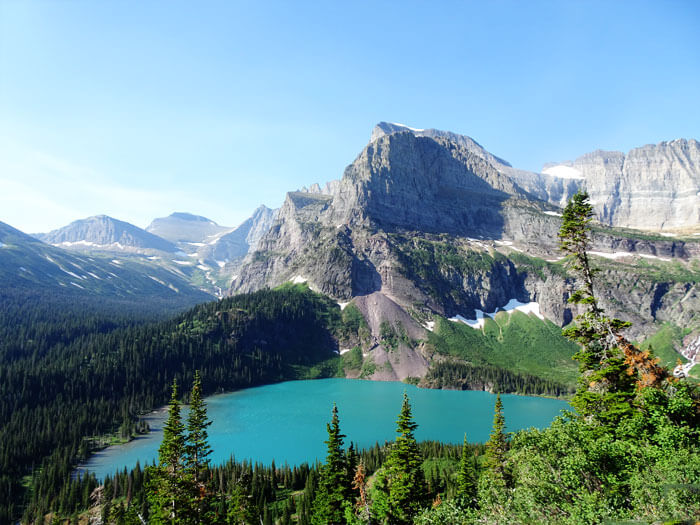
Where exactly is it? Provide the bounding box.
[450,299,544,330]
[589,251,672,262]
[390,122,425,132]
[58,266,85,280]
[292,275,307,284]
[149,275,166,286]
[542,165,585,179]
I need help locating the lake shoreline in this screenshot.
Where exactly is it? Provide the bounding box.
[75,377,570,481]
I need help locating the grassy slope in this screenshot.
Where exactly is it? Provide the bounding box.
[429,311,580,388]
[639,322,689,368]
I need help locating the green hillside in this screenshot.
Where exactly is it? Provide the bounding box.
[428,311,580,389]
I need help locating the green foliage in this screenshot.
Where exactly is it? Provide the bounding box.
[311,404,352,525]
[640,322,690,368]
[428,311,579,389]
[371,393,429,524]
[341,346,364,376]
[558,191,643,426]
[379,321,399,351]
[4,284,351,522]
[185,371,214,523]
[423,360,571,396]
[359,356,376,379]
[455,435,477,508]
[414,500,478,524]
[339,304,370,346]
[484,394,508,483]
[506,251,569,279]
[391,235,503,302]
[186,371,212,480]
[147,380,197,524]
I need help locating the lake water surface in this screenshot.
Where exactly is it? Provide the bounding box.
[79,379,569,480]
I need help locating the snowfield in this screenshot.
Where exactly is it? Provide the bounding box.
[449,299,545,330]
[589,251,672,262]
[542,165,585,179]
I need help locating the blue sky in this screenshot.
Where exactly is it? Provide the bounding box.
[1,0,699,233]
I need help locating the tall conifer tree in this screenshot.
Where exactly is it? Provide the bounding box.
[456,434,477,508]
[558,191,665,426]
[311,404,351,525]
[186,371,212,481]
[484,394,508,483]
[185,371,214,524]
[372,392,428,524]
[147,380,196,524]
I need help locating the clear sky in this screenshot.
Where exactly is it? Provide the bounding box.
[1,0,699,233]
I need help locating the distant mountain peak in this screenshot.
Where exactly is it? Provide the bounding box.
[147,213,230,244]
[35,215,178,253]
[168,212,218,225]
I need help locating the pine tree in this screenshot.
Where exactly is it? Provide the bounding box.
[558,191,668,427]
[147,380,196,524]
[186,371,212,481]
[311,403,351,525]
[476,393,510,515]
[484,394,508,483]
[372,392,428,525]
[186,371,214,524]
[456,434,477,508]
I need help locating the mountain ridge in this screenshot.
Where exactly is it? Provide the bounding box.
[35,215,179,253]
[228,122,700,381]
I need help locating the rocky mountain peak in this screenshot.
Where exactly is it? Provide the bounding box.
[36,215,178,253]
[168,212,219,224]
[370,122,514,170]
[146,212,230,244]
[323,127,537,236]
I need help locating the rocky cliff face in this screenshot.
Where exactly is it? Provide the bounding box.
[514,139,700,232]
[229,123,700,378]
[198,205,278,265]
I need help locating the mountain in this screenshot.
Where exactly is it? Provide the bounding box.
[35,215,178,253]
[229,122,700,381]
[198,205,278,265]
[34,209,279,298]
[146,212,231,244]
[511,139,700,232]
[0,220,212,309]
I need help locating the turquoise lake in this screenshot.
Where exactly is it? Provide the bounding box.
[78,379,569,480]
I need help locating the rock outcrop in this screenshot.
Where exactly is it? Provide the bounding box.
[514,139,700,232]
[229,123,700,375]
